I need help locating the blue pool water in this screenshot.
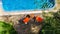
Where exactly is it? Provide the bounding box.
[2,0,55,11]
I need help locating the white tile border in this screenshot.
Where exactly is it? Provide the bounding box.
[0,10,58,16]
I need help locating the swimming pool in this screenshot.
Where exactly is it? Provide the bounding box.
[2,0,55,12]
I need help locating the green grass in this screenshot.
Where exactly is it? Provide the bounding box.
[41,10,60,34]
[0,21,17,34]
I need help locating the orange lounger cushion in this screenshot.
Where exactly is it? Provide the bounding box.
[23,17,30,24]
[36,16,43,22]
